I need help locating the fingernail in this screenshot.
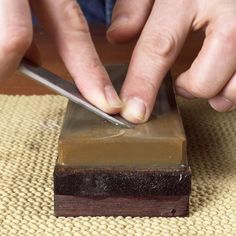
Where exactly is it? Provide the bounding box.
[176,87,195,99]
[121,97,146,123]
[104,85,122,108]
[209,96,234,112]
[108,16,129,32]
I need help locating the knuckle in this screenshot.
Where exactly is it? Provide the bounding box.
[87,57,102,72]
[62,0,89,34]
[216,23,236,52]
[141,30,176,60]
[1,26,32,55]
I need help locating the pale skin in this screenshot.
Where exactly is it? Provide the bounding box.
[1,0,236,124]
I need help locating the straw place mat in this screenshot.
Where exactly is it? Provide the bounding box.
[0,95,235,236]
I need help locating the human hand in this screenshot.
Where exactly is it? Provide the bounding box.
[1,0,121,114]
[107,0,236,123]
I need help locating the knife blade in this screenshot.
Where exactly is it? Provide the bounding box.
[18,59,133,129]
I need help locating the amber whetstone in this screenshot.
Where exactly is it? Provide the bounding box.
[54,65,191,217]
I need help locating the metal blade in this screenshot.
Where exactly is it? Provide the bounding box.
[18,59,133,128]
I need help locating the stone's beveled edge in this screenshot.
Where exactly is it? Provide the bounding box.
[165,74,188,167]
[54,194,189,217]
[58,137,187,168]
[54,166,191,196]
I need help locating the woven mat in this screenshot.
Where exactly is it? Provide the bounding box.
[0,95,236,236]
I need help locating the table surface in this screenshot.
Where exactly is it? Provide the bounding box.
[0,26,204,95]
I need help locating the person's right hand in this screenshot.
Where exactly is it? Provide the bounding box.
[0,0,122,114]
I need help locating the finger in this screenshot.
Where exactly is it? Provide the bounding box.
[107,0,154,44]
[209,71,236,112]
[30,0,121,114]
[0,0,32,81]
[120,1,193,123]
[176,19,236,99]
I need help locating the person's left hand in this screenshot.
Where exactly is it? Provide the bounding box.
[107,0,236,123]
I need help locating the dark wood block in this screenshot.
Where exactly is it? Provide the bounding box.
[55,195,189,217]
[54,64,191,217]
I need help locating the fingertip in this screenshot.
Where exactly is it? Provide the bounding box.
[208,96,235,112]
[120,97,148,124]
[175,86,195,99]
[107,0,153,44]
[107,16,129,33]
[106,17,140,44]
[175,72,195,99]
[79,85,122,115]
[90,95,121,114]
[102,104,122,115]
[104,84,123,110]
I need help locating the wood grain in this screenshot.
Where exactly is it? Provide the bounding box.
[55,195,189,217]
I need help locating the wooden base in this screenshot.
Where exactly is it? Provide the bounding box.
[55,195,189,217]
[54,166,191,217]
